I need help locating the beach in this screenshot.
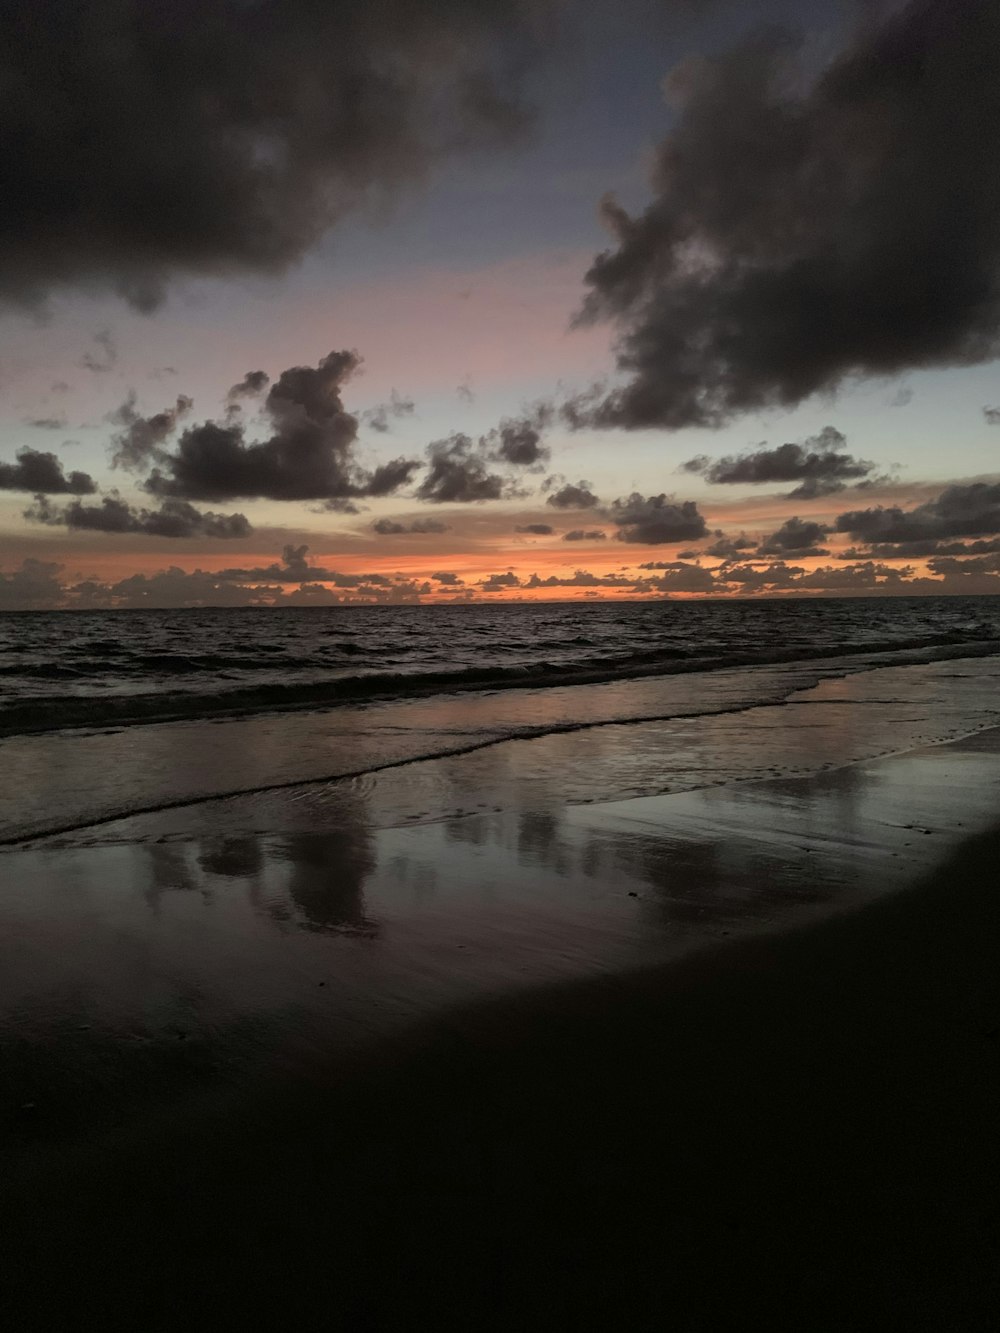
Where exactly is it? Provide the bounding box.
[3,679,999,1329]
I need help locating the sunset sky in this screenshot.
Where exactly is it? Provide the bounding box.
[2,0,998,607]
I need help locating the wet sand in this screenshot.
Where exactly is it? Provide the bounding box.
[3,729,1000,1329]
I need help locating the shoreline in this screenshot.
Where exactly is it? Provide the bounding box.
[3,726,1000,1327]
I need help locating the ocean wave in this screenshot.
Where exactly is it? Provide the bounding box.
[1,632,997,739]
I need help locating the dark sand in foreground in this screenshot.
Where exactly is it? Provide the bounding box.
[3,731,1000,1330]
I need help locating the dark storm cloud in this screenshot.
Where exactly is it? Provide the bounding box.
[835,482,1000,544]
[681,428,877,498]
[79,331,118,374]
[372,517,449,534]
[1,0,557,309]
[147,350,419,504]
[544,480,600,510]
[607,493,708,544]
[575,3,1000,429]
[756,516,830,556]
[984,407,1000,426]
[563,528,607,541]
[362,391,416,434]
[27,494,250,538]
[515,523,555,535]
[0,448,95,494]
[109,392,193,470]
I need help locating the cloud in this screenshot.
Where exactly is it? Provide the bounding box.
[0,558,66,610]
[563,528,606,541]
[457,381,476,406]
[146,350,419,504]
[488,419,550,468]
[79,330,117,373]
[984,407,1000,426]
[680,428,878,498]
[638,563,716,594]
[372,516,449,534]
[227,371,270,403]
[432,571,465,586]
[836,482,1000,544]
[703,532,756,559]
[23,415,68,430]
[480,570,521,591]
[574,4,1000,429]
[362,390,416,433]
[839,537,1000,560]
[416,434,520,504]
[0,448,95,494]
[606,492,708,544]
[544,479,600,510]
[756,516,830,556]
[516,523,555,535]
[26,494,251,538]
[1,0,557,309]
[109,392,193,470]
[525,570,632,588]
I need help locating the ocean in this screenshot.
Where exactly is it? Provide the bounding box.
[2,595,999,844]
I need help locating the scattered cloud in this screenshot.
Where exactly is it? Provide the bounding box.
[362,390,416,433]
[563,528,606,541]
[836,482,1000,544]
[109,391,194,470]
[26,494,251,539]
[0,448,96,494]
[606,492,708,544]
[544,479,600,510]
[23,415,68,430]
[756,516,830,556]
[680,428,877,499]
[372,517,449,534]
[516,523,555,535]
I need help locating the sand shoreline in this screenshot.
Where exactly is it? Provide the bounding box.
[3,729,1000,1328]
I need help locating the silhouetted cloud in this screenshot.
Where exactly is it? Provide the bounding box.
[372,517,449,534]
[2,0,557,308]
[147,350,418,504]
[488,418,550,468]
[638,563,716,593]
[227,371,270,403]
[544,479,600,509]
[681,428,878,499]
[574,3,1000,429]
[109,392,193,470]
[984,407,1000,426]
[362,390,416,433]
[0,558,66,609]
[563,528,606,541]
[836,482,1000,544]
[703,533,756,559]
[756,516,830,556]
[525,570,632,588]
[515,523,554,535]
[607,492,708,544]
[480,570,521,591]
[417,434,513,503]
[432,571,465,586]
[0,448,95,494]
[839,537,1000,560]
[27,494,250,538]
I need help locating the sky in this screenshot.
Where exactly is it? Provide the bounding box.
[1,0,999,608]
